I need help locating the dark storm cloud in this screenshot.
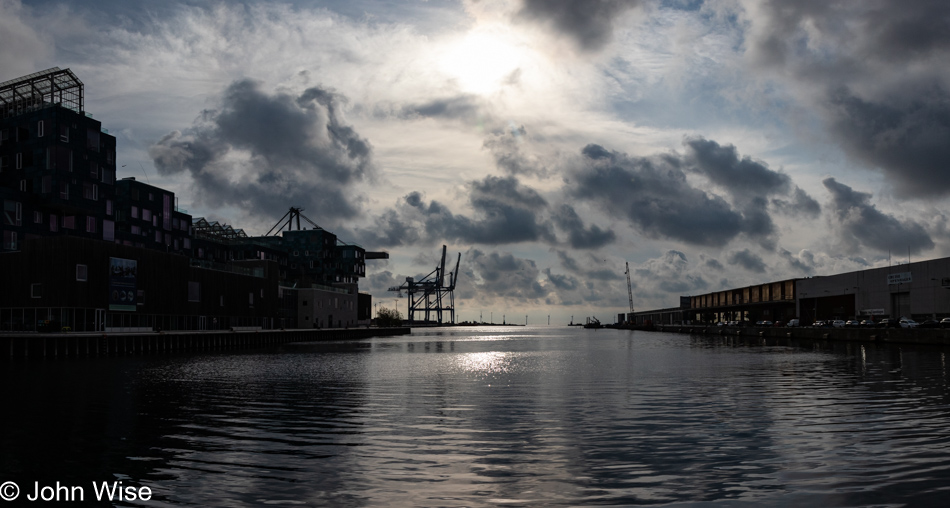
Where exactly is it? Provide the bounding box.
[779,248,814,275]
[684,137,791,197]
[823,177,934,254]
[149,79,373,221]
[351,177,556,248]
[555,250,617,281]
[543,268,578,291]
[633,250,709,294]
[568,143,769,247]
[551,204,616,249]
[704,258,724,271]
[515,0,643,52]
[749,0,950,68]
[684,136,819,231]
[727,249,768,274]
[746,1,950,198]
[482,125,548,177]
[825,86,950,198]
[467,248,548,300]
[772,187,821,218]
[398,95,487,123]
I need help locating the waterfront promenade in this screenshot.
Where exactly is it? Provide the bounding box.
[656,323,950,345]
[0,327,411,358]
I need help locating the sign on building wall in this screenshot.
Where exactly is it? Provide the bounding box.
[109,257,137,311]
[861,308,885,315]
[887,272,912,285]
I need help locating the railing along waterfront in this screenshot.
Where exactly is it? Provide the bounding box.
[654,324,950,345]
[0,327,410,358]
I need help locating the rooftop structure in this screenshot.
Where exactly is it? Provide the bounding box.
[0,67,83,119]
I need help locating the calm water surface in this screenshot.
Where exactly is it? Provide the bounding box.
[3,327,950,506]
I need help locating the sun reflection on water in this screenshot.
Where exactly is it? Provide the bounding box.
[456,351,512,374]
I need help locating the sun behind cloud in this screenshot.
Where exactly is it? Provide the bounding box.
[439,26,528,95]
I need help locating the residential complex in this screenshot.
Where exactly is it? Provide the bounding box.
[0,68,377,332]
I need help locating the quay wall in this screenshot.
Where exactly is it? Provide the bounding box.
[0,327,411,358]
[656,324,950,346]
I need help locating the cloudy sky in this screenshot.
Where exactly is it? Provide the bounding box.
[5,0,950,324]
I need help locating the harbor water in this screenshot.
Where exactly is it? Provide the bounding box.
[2,326,950,506]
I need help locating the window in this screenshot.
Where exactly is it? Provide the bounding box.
[31,283,42,298]
[33,211,42,224]
[49,214,58,232]
[131,206,138,219]
[101,168,113,185]
[86,216,96,233]
[76,264,87,281]
[37,120,44,137]
[155,230,162,243]
[0,155,7,171]
[148,192,154,201]
[106,200,113,216]
[3,201,21,226]
[89,161,97,178]
[60,125,69,143]
[2,231,16,250]
[0,128,7,146]
[83,183,97,200]
[131,225,141,235]
[86,128,98,151]
[183,238,191,249]
[249,292,254,306]
[59,182,69,200]
[142,209,151,221]
[188,281,200,302]
[137,290,145,306]
[62,215,75,229]
[103,220,114,242]
[42,176,51,194]
[19,179,26,192]
[152,216,157,227]
[16,153,22,169]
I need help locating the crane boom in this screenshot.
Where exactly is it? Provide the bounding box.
[625,262,634,313]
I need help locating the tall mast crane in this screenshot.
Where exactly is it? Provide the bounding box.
[625,262,635,315]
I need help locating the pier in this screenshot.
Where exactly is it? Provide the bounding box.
[1,327,410,358]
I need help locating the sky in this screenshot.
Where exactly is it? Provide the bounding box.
[4,0,950,325]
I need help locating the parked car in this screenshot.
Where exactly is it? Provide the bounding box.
[941,317,950,328]
[812,320,826,328]
[899,318,919,329]
[773,321,785,327]
[917,319,940,329]
[879,319,901,328]
[860,320,876,327]
[787,319,800,327]
[845,320,861,327]
[831,320,846,328]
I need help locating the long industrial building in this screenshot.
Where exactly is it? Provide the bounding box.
[0,68,380,332]
[630,257,950,326]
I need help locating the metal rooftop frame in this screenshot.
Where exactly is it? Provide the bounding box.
[0,67,84,119]
[193,218,248,241]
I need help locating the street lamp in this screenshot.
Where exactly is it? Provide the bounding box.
[932,278,938,319]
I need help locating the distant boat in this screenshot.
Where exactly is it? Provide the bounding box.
[583,317,603,329]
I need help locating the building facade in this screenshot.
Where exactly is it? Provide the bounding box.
[0,68,377,332]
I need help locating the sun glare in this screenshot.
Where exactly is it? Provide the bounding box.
[440,28,526,95]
